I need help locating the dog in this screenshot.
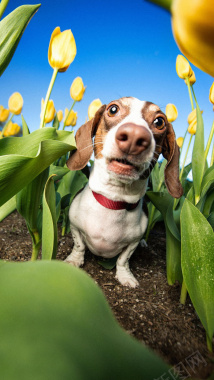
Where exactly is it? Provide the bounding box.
[65,97,183,287]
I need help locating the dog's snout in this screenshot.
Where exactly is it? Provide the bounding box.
[115,123,151,155]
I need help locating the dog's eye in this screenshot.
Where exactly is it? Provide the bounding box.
[153,117,165,130]
[107,104,119,117]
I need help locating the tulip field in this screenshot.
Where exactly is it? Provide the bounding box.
[0,1,214,379]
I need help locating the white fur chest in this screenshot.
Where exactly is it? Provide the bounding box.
[69,184,147,258]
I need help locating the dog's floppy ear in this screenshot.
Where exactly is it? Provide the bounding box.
[162,123,183,199]
[67,105,106,171]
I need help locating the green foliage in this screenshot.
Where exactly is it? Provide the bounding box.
[42,175,58,260]
[0,195,16,221]
[0,4,41,76]
[0,128,76,207]
[0,260,168,380]
[181,199,214,350]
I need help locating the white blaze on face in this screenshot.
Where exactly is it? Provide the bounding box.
[102,97,156,165]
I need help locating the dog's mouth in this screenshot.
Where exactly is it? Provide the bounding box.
[107,158,138,176]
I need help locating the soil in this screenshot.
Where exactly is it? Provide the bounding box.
[0,211,214,379]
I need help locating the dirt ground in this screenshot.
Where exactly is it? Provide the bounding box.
[0,211,214,379]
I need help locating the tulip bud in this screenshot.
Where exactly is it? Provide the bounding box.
[4,121,21,137]
[64,108,77,127]
[41,99,55,124]
[165,103,178,122]
[0,106,10,122]
[187,119,197,135]
[88,99,102,120]
[176,137,184,148]
[187,108,203,125]
[176,55,193,79]
[8,92,23,115]
[185,71,196,86]
[70,77,86,102]
[48,27,76,72]
[209,82,214,106]
[57,110,63,122]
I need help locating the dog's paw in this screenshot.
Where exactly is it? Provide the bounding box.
[116,268,139,288]
[64,251,84,267]
[140,239,148,248]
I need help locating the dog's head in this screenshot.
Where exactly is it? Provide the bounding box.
[67,97,183,198]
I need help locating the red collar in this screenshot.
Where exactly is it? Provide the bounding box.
[92,191,140,211]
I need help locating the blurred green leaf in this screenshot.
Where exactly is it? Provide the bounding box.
[0,127,75,207]
[0,4,40,76]
[0,261,168,379]
[181,199,214,346]
[0,195,16,221]
[52,114,60,130]
[42,175,58,260]
[192,105,205,203]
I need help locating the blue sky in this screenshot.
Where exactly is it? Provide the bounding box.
[1,0,214,163]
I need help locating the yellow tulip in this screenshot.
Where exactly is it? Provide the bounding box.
[8,92,23,115]
[185,71,196,86]
[148,0,214,76]
[209,82,214,106]
[187,108,203,125]
[3,121,21,137]
[187,119,197,135]
[64,108,77,127]
[70,77,86,101]
[88,99,102,120]
[57,110,63,122]
[176,55,193,79]
[41,99,55,124]
[171,0,214,77]
[0,106,10,122]
[165,103,178,122]
[48,27,76,72]
[176,137,184,148]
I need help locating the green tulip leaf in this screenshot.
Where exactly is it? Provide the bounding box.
[57,170,88,203]
[49,164,70,181]
[0,4,41,76]
[42,175,58,260]
[16,168,49,232]
[192,105,205,203]
[21,114,30,136]
[147,191,182,284]
[181,199,214,344]
[0,195,16,221]
[200,166,214,200]
[0,261,168,379]
[0,127,76,207]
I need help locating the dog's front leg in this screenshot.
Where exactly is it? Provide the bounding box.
[65,227,85,267]
[115,242,140,288]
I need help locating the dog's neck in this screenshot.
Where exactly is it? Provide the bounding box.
[89,158,148,203]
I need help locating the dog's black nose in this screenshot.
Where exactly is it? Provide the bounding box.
[115,123,151,155]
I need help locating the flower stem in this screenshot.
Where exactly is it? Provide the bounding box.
[179,134,193,180]
[31,230,41,261]
[204,120,214,162]
[40,68,58,128]
[180,281,188,305]
[186,78,194,111]
[206,333,213,352]
[211,143,214,167]
[63,100,76,130]
[0,112,14,138]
